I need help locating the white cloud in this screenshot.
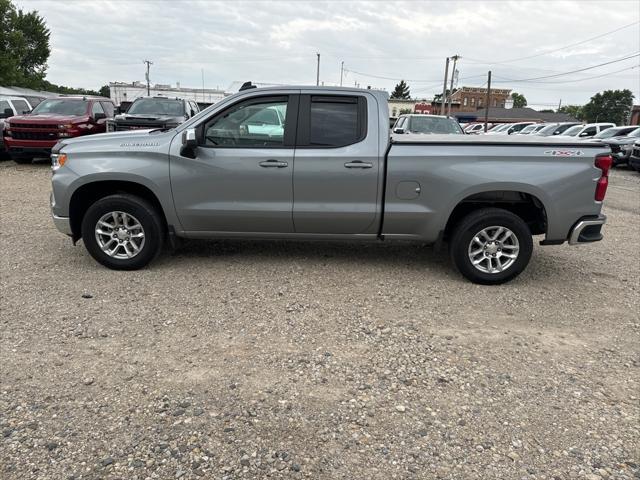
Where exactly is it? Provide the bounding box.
[13,0,640,105]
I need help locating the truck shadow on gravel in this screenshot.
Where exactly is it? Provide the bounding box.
[155,238,580,284]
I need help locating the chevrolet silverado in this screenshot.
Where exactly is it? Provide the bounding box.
[50,86,611,284]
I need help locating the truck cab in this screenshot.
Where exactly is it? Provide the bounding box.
[3,96,115,164]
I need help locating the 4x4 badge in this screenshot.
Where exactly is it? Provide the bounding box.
[544,150,584,157]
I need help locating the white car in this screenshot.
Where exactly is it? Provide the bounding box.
[556,123,616,139]
[516,124,547,135]
[486,122,535,135]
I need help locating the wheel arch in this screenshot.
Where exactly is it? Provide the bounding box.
[443,189,549,241]
[68,180,167,242]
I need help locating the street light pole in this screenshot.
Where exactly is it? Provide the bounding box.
[484,70,492,133]
[316,53,320,86]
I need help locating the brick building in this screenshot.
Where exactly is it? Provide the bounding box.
[431,86,512,115]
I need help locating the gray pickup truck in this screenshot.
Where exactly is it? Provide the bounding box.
[50,86,611,284]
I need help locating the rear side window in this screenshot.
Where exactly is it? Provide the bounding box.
[306,95,366,147]
[92,102,105,116]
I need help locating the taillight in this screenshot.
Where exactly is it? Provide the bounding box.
[594,154,612,201]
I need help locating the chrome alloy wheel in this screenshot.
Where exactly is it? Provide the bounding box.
[468,226,520,274]
[94,211,145,259]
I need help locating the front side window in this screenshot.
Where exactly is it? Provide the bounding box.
[582,126,597,136]
[92,102,105,116]
[32,99,88,116]
[100,101,115,117]
[309,96,363,147]
[203,97,288,147]
[12,99,30,114]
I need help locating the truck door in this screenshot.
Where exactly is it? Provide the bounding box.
[293,93,380,234]
[170,94,298,233]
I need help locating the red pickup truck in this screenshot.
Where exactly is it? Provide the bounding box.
[3,96,115,164]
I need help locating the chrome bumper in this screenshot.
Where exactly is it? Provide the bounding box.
[568,215,606,245]
[52,214,72,236]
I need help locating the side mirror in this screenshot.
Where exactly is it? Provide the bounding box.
[94,112,107,121]
[1,108,14,119]
[180,128,198,158]
[393,127,405,134]
[579,132,589,137]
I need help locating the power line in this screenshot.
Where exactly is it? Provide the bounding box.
[496,64,640,84]
[472,21,639,65]
[492,52,640,82]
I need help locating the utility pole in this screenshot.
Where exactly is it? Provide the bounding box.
[557,98,562,111]
[440,57,450,115]
[201,69,206,102]
[447,54,460,117]
[316,53,320,86]
[143,59,153,96]
[484,70,492,132]
[340,61,344,87]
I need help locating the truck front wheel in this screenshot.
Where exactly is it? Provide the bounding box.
[449,208,533,285]
[81,194,164,270]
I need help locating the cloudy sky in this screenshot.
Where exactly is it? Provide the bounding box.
[16,0,640,109]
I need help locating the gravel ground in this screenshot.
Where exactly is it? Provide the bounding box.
[1,160,639,480]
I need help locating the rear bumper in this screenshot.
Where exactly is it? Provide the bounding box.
[568,215,606,245]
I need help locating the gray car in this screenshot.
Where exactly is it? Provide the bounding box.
[107,96,200,132]
[50,85,610,284]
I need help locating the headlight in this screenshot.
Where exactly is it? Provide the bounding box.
[58,124,73,129]
[51,153,67,171]
[621,144,631,151]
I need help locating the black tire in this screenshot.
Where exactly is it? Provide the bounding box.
[81,194,165,270]
[449,208,533,285]
[12,156,32,164]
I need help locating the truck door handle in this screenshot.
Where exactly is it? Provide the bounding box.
[344,161,373,169]
[259,159,288,168]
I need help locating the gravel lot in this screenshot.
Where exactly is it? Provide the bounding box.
[1,160,639,480]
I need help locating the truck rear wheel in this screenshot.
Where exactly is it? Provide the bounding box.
[449,208,533,285]
[81,194,164,270]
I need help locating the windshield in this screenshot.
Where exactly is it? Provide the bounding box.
[408,116,463,134]
[562,125,583,136]
[594,127,633,139]
[31,99,88,116]
[127,98,184,116]
[493,124,512,132]
[519,125,537,134]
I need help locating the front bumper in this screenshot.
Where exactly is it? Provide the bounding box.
[52,214,72,236]
[568,215,606,245]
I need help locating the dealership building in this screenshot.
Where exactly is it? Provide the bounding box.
[108,81,227,108]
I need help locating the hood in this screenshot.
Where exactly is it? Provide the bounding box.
[9,113,89,123]
[114,113,185,123]
[602,136,640,145]
[54,128,174,153]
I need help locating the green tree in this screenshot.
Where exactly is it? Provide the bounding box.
[98,85,111,98]
[0,0,50,88]
[582,89,634,124]
[558,105,584,121]
[433,88,457,103]
[511,92,527,108]
[391,80,411,99]
[399,108,413,115]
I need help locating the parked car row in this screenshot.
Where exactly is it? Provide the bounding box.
[0,94,198,164]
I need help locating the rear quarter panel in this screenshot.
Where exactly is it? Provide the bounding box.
[384,142,610,242]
